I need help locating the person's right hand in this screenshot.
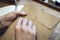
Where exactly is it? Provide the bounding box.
[15,18,36,40]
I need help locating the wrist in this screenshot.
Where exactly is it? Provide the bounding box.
[0,16,8,36]
[0,16,4,28]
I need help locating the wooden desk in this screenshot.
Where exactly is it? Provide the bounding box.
[1,4,59,40]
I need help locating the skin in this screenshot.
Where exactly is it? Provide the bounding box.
[0,11,27,27]
[0,11,36,40]
[15,18,36,40]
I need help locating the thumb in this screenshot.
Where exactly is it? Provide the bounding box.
[14,11,27,16]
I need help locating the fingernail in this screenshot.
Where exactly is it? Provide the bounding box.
[20,11,27,14]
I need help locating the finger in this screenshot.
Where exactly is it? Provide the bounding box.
[14,11,27,16]
[22,18,28,31]
[31,25,36,35]
[28,20,32,32]
[16,18,23,29]
[15,18,23,40]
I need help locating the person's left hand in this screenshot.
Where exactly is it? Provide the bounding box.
[0,11,27,28]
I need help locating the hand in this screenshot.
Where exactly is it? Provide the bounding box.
[15,18,36,40]
[0,11,27,28]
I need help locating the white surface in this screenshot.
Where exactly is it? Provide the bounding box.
[57,0,60,3]
[54,22,60,33]
[52,0,60,3]
[16,5,24,11]
[44,0,48,3]
[52,0,56,2]
[0,5,24,16]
